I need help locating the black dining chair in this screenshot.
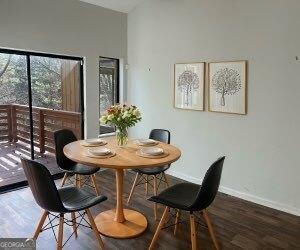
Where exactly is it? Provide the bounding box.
[54,129,100,195]
[21,158,107,250]
[127,129,171,220]
[148,156,225,250]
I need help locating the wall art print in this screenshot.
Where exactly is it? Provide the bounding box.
[174,62,205,111]
[208,60,247,114]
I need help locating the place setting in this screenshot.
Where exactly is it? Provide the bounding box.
[80,138,107,147]
[85,146,116,159]
[136,145,169,159]
[135,138,159,147]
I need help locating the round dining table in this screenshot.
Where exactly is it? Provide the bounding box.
[63,137,181,239]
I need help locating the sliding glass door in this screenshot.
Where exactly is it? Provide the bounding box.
[0,49,84,191]
[0,52,30,189]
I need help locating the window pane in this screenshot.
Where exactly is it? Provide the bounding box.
[30,56,82,150]
[30,56,81,112]
[0,52,30,188]
[99,57,119,134]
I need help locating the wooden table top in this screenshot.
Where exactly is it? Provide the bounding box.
[63,137,181,169]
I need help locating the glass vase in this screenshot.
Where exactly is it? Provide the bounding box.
[116,127,128,147]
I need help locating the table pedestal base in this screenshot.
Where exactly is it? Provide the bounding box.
[94,209,148,239]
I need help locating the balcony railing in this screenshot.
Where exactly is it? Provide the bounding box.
[0,104,81,153]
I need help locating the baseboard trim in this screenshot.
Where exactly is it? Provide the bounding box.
[167,170,300,217]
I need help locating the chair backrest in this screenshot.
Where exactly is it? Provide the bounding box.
[190,156,225,211]
[21,158,66,213]
[54,129,77,170]
[149,129,170,144]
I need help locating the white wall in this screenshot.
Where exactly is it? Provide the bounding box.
[128,0,300,215]
[0,0,127,138]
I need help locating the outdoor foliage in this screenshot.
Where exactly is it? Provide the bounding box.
[100,73,114,116]
[0,53,62,110]
[31,56,62,109]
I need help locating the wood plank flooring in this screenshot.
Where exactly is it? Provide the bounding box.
[0,169,299,249]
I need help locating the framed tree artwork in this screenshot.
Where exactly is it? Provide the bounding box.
[174,62,205,111]
[208,60,247,115]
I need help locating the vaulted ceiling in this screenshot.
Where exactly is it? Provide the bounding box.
[79,0,145,13]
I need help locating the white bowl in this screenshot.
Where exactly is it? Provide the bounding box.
[88,147,111,156]
[141,147,164,156]
[85,138,105,145]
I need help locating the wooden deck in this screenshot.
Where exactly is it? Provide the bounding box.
[0,103,81,188]
[0,141,61,188]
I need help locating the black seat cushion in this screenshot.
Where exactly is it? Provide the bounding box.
[133,165,170,175]
[61,163,100,175]
[58,186,107,212]
[148,182,200,211]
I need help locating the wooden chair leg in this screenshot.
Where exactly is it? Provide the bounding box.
[203,210,219,250]
[85,209,104,250]
[33,210,49,240]
[61,173,68,187]
[153,175,158,221]
[91,174,100,196]
[149,206,169,250]
[163,172,170,187]
[145,175,148,197]
[75,174,79,187]
[71,212,78,238]
[173,209,181,236]
[78,175,82,188]
[57,214,64,250]
[190,213,197,250]
[127,172,139,204]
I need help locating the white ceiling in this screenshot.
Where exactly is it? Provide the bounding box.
[79,0,145,13]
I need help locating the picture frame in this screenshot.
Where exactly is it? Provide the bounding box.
[208,60,247,115]
[174,62,205,111]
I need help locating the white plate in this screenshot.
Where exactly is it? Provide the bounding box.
[85,138,105,145]
[141,147,164,156]
[81,138,106,146]
[85,151,116,159]
[136,139,158,146]
[88,147,111,156]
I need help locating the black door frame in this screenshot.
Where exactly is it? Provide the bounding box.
[0,48,85,193]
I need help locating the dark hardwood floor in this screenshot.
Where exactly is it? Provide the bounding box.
[0,169,299,249]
